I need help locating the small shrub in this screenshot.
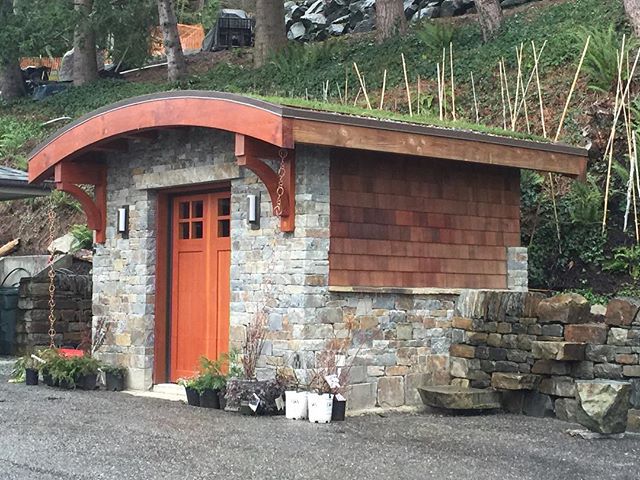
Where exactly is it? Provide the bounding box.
[417,22,457,60]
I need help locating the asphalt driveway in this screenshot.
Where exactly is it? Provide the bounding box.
[0,359,639,480]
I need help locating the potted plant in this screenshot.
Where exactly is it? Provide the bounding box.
[197,355,230,409]
[50,357,76,389]
[308,367,334,424]
[10,354,41,385]
[282,368,309,420]
[37,348,61,387]
[70,355,101,390]
[224,315,285,415]
[103,365,127,391]
[178,377,202,407]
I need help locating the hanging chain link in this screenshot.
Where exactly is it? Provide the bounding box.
[47,201,57,348]
[272,149,288,218]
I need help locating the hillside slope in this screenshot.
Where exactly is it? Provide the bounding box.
[0,0,636,297]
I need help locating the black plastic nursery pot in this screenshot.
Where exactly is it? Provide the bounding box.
[200,388,221,409]
[185,387,201,407]
[218,390,227,410]
[43,372,57,387]
[105,373,125,391]
[25,368,39,386]
[59,378,75,390]
[79,374,97,390]
[332,399,347,421]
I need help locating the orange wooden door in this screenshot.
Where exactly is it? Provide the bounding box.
[170,191,231,381]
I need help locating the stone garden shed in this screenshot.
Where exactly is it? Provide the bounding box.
[28,91,587,408]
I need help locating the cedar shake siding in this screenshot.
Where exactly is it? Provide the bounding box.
[329,149,521,289]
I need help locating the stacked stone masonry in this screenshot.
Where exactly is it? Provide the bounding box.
[15,271,92,354]
[95,128,461,406]
[449,291,640,425]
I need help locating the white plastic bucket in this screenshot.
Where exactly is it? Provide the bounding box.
[285,391,309,420]
[308,393,333,424]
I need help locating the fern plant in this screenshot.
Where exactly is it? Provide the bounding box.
[70,224,93,251]
[417,22,457,60]
[575,26,637,93]
[605,245,640,280]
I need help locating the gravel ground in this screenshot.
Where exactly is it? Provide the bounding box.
[1,358,639,480]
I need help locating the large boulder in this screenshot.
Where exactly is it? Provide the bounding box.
[575,380,631,434]
[58,48,106,82]
[537,293,590,324]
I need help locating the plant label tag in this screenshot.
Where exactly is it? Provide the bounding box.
[324,374,340,389]
[275,395,285,411]
[249,393,261,412]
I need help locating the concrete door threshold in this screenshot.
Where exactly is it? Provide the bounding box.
[122,383,186,403]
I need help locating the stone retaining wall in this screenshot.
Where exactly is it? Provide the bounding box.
[448,291,640,421]
[15,272,92,354]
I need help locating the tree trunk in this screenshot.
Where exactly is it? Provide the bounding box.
[254,0,286,68]
[625,0,640,37]
[0,58,25,101]
[475,0,503,41]
[376,0,406,43]
[0,0,24,100]
[73,0,99,86]
[158,0,187,82]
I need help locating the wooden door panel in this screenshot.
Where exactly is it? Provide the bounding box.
[173,251,206,379]
[216,249,231,357]
[169,191,231,382]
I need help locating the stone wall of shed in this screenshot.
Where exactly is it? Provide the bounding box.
[93,128,461,403]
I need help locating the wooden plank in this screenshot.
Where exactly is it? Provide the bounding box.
[294,118,586,178]
[30,96,292,183]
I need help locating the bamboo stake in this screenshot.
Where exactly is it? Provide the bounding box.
[450,42,456,121]
[513,42,547,131]
[379,69,387,110]
[353,87,361,107]
[442,48,447,120]
[554,36,591,142]
[336,81,343,105]
[437,63,443,120]
[344,66,349,105]
[353,62,372,110]
[401,53,412,117]
[603,41,640,231]
[512,44,523,130]
[499,61,507,130]
[417,75,421,116]
[520,72,531,134]
[502,58,514,126]
[634,132,640,242]
[532,40,547,138]
[471,71,479,124]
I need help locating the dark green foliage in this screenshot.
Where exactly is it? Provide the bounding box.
[605,245,640,280]
[93,0,158,69]
[576,26,637,93]
[416,21,457,59]
[70,224,93,251]
[176,0,220,27]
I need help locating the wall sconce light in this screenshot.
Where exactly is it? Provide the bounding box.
[247,193,260,230]
[117,206,129,237]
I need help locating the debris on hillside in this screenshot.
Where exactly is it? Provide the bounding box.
[0,239,20,258]
[284,0,540,41]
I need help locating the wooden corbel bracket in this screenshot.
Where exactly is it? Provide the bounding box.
[54,161,107,244]
[235,134,296,232]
